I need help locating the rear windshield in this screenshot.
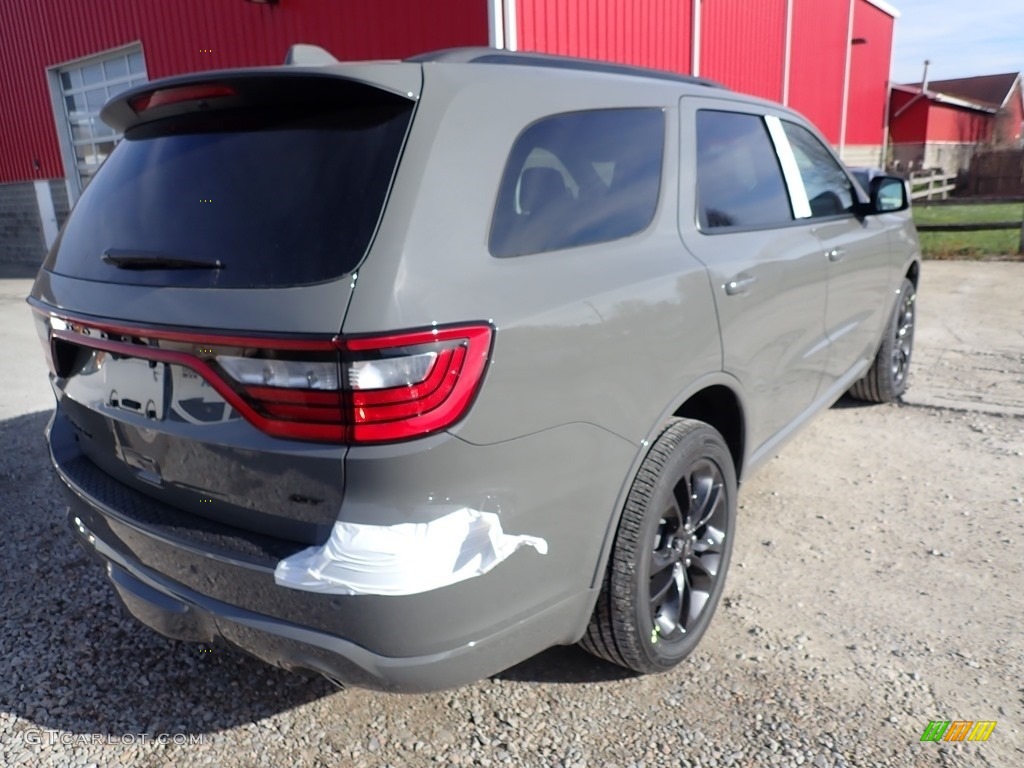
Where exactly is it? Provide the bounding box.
[44,81,413,288]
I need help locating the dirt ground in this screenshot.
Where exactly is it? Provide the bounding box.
[699,260,1024,765]
[1,261,1022,767]
[908,261,1024,416]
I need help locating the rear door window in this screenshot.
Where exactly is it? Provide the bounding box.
[695,110,794,231]
[44,78,413,288]
[489,108,665,257]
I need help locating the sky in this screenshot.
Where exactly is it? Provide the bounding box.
[890,0,1024,84]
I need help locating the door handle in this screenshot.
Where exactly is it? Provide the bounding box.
[724,274,756,296]
[827,248,847,262]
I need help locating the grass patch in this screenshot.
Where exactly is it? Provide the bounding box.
[913,202,1023,259]
[913,203,1023,225]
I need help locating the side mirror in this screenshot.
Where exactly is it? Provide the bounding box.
[868,175,909,214]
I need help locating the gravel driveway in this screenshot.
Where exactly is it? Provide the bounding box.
[1,262,1021,768]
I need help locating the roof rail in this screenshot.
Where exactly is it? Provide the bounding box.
[406,47,723,89]
[284,44,339,67]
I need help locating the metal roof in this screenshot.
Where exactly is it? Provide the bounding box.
[864,0,901,19]
[897,72,1021,112]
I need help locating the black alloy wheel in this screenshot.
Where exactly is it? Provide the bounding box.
[581,418,737,674]
[850,276,916,403]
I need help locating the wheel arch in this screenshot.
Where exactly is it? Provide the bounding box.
[586,376,748,593]
[905,258,921,288]
[673,385,745,481]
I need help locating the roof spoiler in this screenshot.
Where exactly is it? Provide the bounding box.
[284,44,339,67]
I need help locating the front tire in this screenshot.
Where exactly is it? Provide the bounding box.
[580,418,737,674]
[849,277,916,403]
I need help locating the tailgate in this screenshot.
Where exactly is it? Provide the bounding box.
[29,67,418,543]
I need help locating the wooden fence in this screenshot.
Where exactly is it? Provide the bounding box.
[908,169,957,201]
[960,148,1024,197]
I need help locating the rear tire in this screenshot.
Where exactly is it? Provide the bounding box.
[580,418,737,674]
[849,277,916,403]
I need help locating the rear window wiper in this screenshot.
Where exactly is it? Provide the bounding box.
[102,249,224,270]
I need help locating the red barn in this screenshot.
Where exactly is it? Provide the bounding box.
[0,0,898,266]
[510,0,897,163]
[889,72,1024,175]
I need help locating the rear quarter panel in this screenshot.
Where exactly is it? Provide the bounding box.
[345,64,723,449]
[343,65,728,605]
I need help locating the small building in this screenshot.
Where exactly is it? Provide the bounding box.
[0,0,899,268]
[888,72,1024,176]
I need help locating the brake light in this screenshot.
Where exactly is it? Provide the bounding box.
[213,326,491,442]
[216,325,492,442]
[129,84,236,113]
[36,312,493,444]
[342,326,493,443]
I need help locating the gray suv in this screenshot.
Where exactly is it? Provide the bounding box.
[29,46,920,691]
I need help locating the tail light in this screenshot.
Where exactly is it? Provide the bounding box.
[129,84,236,113]
[36,313,492,444]
[341,326,492,442]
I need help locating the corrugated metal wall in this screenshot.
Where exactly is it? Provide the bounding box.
[1,0,897,185]
[0,0,487,184]
[788,0,849,144]
[887,90,928,143]
[1001,86,1024,142]
[515,0,893,147]
[515,0,692,73]
[846,0,894,145]
[923,104,992,143]
[699,0,786,102]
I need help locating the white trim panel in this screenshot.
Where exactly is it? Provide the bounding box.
[864,0,901,19]
[765,115,812,220]
[932,92,998,113]
[45,68,80,205]
[783,0,794,105]
[488,0,505,48]
[839,0,855,154]
[999,73,1022,109]
[691,0,702,76]
[34,181,59,251]
[503,0,518,51]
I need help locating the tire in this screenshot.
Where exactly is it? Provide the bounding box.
[849,277,916,403]
[580,418,737,674]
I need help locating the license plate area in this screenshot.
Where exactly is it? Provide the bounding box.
[102,355,167,420]
[169,364,236,424]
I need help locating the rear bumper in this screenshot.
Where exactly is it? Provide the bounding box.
[70,505,589,691]
[49,409,606,691]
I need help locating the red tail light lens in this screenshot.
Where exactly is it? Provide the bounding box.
[216,325,492,442]
[37,312,493,444]
[342,325,493,443]
[129,84,236,113]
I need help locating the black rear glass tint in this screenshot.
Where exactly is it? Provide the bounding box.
[44,79,413,288]
[490,108,665,257]
[695,110,793,231]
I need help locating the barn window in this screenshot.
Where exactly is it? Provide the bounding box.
[48,45,148,200]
